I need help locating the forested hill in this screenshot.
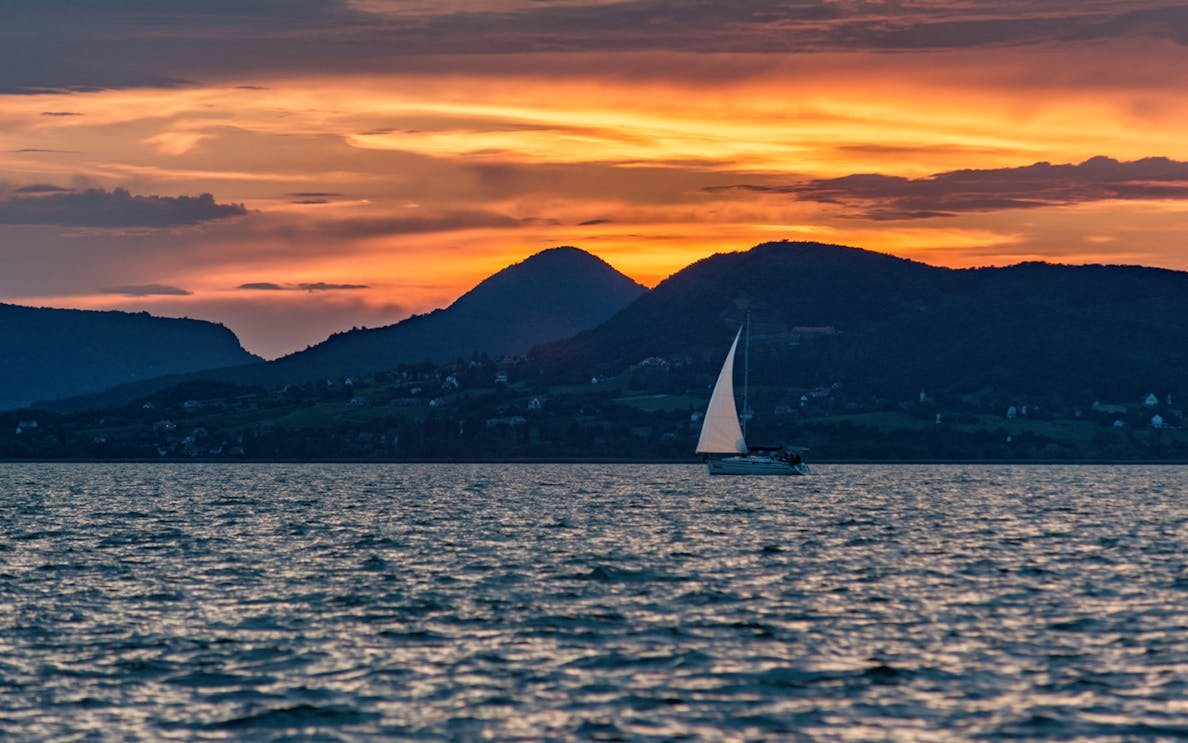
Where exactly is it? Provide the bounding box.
[533,241,1188,402]
[0,303,260,411]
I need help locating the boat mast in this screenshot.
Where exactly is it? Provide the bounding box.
[742,311,750,440]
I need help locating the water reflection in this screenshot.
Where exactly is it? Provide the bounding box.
[0,463,1186,739]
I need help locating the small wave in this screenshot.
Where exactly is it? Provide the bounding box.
[573,718,627,740]
[569,564,682,583]
[207,703,379,731]
[167,671,276,688]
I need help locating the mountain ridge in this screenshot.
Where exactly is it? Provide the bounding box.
[533,240,1188,402]
[34,246,647,410]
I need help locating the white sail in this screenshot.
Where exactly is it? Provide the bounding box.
[696,327,747,454]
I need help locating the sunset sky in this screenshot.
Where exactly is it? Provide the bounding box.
[4,1,1188,358]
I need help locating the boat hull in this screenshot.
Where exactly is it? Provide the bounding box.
[706,456,809,476]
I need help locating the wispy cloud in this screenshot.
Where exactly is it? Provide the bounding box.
[101,283,192,296]
[0,187,246,227]
[288,191,344,205]
[299,282,369,292]
[236,281,370,292]
[707,157,1188,220]
[237,282,288,291]
[14,184,70,193]
[302,210,521,239]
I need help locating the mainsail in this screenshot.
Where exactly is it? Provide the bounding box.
[695,327,747,454]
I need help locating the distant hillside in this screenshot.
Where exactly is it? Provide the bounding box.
[0,304,260,411]
[534,241,1188,402]
[41,247,646,410]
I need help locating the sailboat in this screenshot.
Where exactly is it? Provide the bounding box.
[696,319,810,475]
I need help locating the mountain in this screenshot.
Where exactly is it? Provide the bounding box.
[39,246,646,409]
[534,241,1188,402]
[0,304,260,411]
[257,245,646,382]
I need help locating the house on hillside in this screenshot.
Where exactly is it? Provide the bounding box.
[1092,401,1127,415]
[486,416,527,428]
[15,420,38,435]
[1145,393,1159,407]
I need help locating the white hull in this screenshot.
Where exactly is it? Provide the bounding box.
[706,456,810,476]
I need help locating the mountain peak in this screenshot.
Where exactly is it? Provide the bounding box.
[239,245,647,383]
[450,246,644,312]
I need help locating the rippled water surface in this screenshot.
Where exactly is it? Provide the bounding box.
[2,463,1188,740]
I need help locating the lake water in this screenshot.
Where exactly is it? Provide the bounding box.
[1,463,1187,740]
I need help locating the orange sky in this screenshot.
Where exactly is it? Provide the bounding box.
[3,2,1188,357]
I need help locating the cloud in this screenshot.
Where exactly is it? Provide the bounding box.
[40,111,82,117]
[14,184,69,193]
[3,2,1188,91]
[299,282,369,292]
[706,157,1188,220]
[101,283,192,296]
[236,281,370,292]
[287,191,344,205]
[0,187,246,227]
[302,210,521,239]
[237,282,287,291]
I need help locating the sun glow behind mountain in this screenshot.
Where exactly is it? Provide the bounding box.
[3,2,1188,357]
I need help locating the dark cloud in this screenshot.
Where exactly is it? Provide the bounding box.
[14,184,69,193]
[578,218,613,225]
[236,281,369,292]
[2,1,1186,91]
[289,191,342,204]
[101,283,192,296]
[706,156,1188,220]
[298,282,368,292]
[40,111,82,116]
[0,187,246,227]
[237,282,287,291]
